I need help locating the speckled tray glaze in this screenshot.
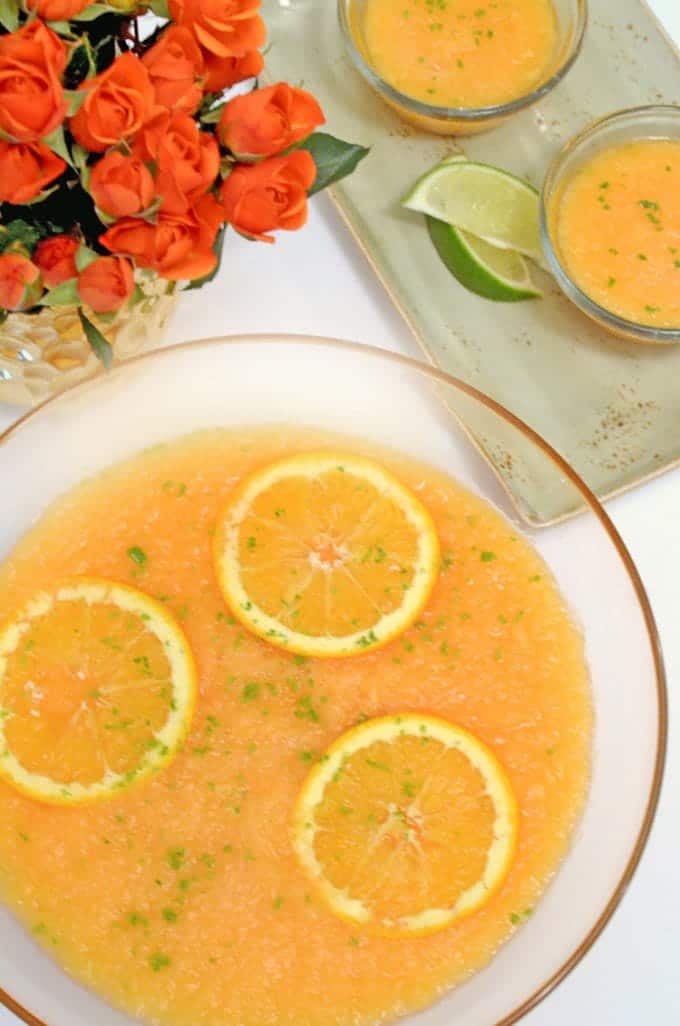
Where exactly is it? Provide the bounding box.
[264,0,680,525]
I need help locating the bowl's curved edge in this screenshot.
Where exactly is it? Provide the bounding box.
[0,333,668,1026]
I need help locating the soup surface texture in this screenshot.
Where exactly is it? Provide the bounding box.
[551,139,680,328]
[0,428,591,1026]
[360,0,558,108]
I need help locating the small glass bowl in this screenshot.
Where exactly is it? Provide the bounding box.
[337,0,587,136]
[541,105,680,345]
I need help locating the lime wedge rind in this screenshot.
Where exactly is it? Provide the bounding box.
[402,159,548,271]
[426,217,543,302]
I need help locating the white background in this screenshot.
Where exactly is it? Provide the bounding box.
[1,2,679,1023]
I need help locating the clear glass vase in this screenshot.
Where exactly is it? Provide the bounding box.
[0,273,178,407]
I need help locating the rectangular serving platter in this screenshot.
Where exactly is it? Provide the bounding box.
[265,0,680,525]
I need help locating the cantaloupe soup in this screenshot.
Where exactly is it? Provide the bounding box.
[0,427,592,1026]
[359,0,559,111]
[549,139,680,330]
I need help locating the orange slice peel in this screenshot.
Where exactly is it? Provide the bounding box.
[213,452,441,658]
[292,713,518,936]
[0,578,197,806]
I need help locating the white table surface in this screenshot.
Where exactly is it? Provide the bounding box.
[1,3,679,1022]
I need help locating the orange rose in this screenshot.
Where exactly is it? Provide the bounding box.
[70,52,156,153]
[168,0,266,58]
[0,141,66,204]
[141,26,204,114]
[90,151,155,219]
[133,110,219,214]
[78,255,135,313]
[100,194,223,280]
[0,20,67,73]
[0,253,43,311]
[26,0,96,20]
[218,83,324,159]
[34,235,79,288]
[0,21,67,142]
[219,150,316,242]
[202,48,263,93]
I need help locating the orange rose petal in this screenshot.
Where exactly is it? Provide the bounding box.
[0,253,43,311]
[154,249,217,281]
[0,141,65,204]
[100,200,222,282]
[153,114,220,214]
[0,62,67,142]
[0,21,68,73]
[202,48,263,92]
[90,152,156,218]
[34,236,78,288]
[26,0,94,20]
[78,255,134,314]
[218,82,325,159]
[220,151,315,241]
[70,53,155,153]
[142,26,205,113]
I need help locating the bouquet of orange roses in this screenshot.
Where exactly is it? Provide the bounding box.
[0,0,367,364]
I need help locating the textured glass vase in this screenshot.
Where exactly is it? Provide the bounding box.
[0,273,178,407]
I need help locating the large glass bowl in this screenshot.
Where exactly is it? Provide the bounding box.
[338,0,587,135]
[0,336,666,1026]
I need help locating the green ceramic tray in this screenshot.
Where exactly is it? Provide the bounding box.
[264,0,680,525]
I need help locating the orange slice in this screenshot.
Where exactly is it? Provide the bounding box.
[0,578,197,806]
[213,452,440,658]
[292,713,518,936]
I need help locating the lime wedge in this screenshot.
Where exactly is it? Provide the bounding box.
[403,160,546,268]
[426,216,543,302]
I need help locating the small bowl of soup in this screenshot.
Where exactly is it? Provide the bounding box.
[542,105,680,344]
[338,0,587,135]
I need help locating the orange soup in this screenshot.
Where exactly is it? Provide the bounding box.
[550,139,680,329]
[0,428,591,1026]
[360,0,558,109]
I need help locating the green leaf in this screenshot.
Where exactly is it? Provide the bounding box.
[42,125,73,168]
[219,156,235,179]
[64,90,88,116]
[200,102,226,125]
[0,220,44,255]
[75,246,98,272]
[0,0,19,31]
[294,133,369,196]
[93,205,115,226]
[183,228,225,291]
[138,196,162,222]
[130,284,145,306]
[25,184,62,207]
[72,143,90,174]
[46,20,72,33]
[149,0,170,17]
[78,308,113,369]
[66,38,96,87]
[70,3,114,20]
[41,279,81,307]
